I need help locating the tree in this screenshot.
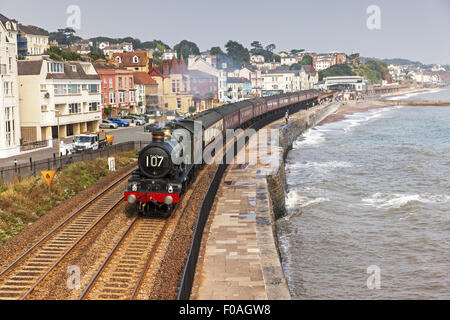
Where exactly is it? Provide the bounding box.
[88,50,106,62]
[210,46,225,56]
[49,28,81,46]
[225,40,250,67]
[174,40,200,61]
[300,54,313,66]
[265,44,276,53]
[250,41,263,55]
[44,46,84,61]
[290,49,305,55]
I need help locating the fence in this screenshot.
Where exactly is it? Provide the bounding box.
[177,107,291,300]
[0,141,150,185]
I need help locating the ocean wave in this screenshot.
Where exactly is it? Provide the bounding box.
[293,129,325,148]
[362,192,450,209]
[286,190,330,209]
[342,107,395,132]
[288,161,353,173]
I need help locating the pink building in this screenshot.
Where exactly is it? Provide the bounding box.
[93,62,137,117]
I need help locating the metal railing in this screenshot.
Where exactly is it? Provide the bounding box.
[0,141,149,185]
[20,140,49,152]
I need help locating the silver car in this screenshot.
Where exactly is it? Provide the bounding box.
[100,119,119,129]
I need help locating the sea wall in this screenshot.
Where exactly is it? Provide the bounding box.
[267,103,340,220]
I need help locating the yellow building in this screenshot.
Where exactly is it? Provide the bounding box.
[148,57,194,115]
[110,50,153,72]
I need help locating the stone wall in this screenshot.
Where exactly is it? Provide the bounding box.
[267,103,340,220]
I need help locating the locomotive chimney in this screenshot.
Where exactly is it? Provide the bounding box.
[152,130,165,142]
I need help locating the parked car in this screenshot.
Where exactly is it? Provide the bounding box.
[146,109,163,117]
[108,118,130,127]
[122,115,146,126]
[164,110,180,121]
[144,123,162,133]
[100,119,119,129]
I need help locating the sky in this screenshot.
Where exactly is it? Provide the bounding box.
[2,0,450,65]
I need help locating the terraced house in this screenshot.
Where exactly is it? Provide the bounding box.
[0,14,21,158]
[18,58,102,142]
[94,61,137,116]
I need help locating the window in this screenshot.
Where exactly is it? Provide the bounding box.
[71,65,77,72]
[133,56,139,63]
[118,78,122,89]
[5,106,15,146]
[109,78,113,88]
[69,103,81,114]
[8,57,12,72]
[129,91,135,102]
[41,105,48,112]
[172,80,176,93]
[54,84,67,95]
[89,102,100,111]
[3,82,12,96]
[177,99,182,109]
[109,92,116,104]
[48,62,64,73]
[68,84,80,94]
[88,84,99,93]
[129,77,132,88]
[40,84,46,91]
[119,92,125,103]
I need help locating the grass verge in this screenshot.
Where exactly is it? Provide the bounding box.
[0,151,137,244]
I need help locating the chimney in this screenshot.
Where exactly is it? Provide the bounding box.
[162,60,169,77]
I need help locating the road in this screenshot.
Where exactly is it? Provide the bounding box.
[0,125,152,168]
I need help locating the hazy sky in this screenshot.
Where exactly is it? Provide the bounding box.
[2,0,450,64]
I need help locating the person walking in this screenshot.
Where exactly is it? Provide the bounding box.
[285,110,289,125]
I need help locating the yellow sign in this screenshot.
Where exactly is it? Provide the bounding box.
[106,135,114,145]
[41,170,56,187]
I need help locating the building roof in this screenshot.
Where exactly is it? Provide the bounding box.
[189,70,216,79]
[133,72,157,85]
[0,13,12,24]
[18,24,49,36]
[112,52,147,68]
[18,60,43,75]
[46,62,100,80]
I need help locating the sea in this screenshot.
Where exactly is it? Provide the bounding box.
[276,89,450,299]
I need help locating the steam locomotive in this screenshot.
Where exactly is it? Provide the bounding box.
[124,90,319,217]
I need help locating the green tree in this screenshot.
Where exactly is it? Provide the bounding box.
[174,40,200,61]
[225,40,250,67]
[300,55,313,65]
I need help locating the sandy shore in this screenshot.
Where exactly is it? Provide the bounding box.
[318,100,389,126]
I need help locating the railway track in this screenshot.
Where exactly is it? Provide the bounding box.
[0,169,134,300]
[79,217,169,300]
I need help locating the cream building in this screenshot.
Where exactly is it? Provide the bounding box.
[18,58,102,142]
[17,24,49,56]
[0,14,21,158]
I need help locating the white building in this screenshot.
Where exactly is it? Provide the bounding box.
[17,24,50,56]
[18,58,102,143]
[314,54,336,71]
[0,14,21,158]
[162,49,177,61]
[250,55,265,63]
[280,56,298,66]
[262,70,296,94]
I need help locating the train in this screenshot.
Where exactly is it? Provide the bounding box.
[124,89,320,217]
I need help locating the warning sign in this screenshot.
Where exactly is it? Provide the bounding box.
[41,170,56,187]
[106,135,114,145]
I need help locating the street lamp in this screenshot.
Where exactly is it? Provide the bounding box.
[51,110,61,157]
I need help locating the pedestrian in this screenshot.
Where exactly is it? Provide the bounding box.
[285,110,289,125]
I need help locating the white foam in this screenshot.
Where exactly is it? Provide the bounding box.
[286,189,330,209]
[293,129,325,148]
[362,192,450,209]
